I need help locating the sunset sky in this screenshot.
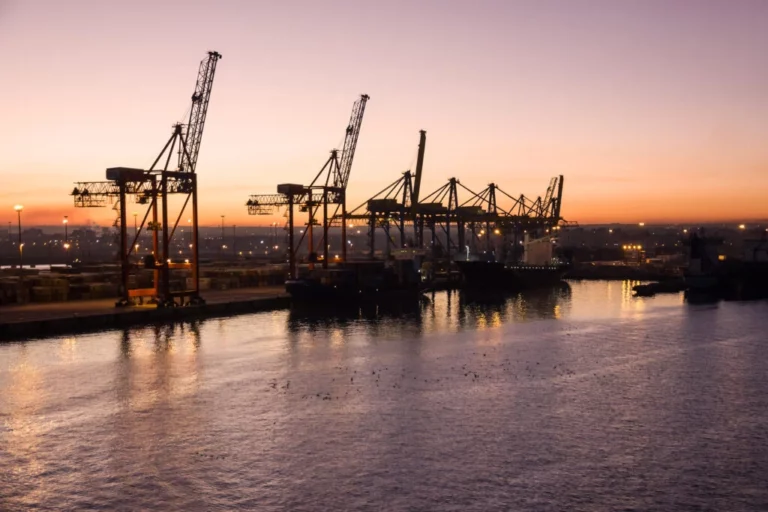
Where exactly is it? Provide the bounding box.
[1,0,767,228]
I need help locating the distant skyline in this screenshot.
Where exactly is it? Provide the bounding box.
[2,0,767,226]
[5,220,768,234]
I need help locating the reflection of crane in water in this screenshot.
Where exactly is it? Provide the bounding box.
[285,284,572,334]
[432,284,572,329]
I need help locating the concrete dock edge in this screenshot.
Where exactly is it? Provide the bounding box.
[0,295,290,342]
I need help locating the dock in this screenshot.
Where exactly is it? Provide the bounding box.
[0,286,289,341]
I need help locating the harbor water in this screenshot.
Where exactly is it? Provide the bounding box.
[1,281,767,511]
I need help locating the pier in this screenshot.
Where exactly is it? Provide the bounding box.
[0,286,288,341]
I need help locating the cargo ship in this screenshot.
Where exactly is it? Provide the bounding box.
[685,233,768,300]
[285,250,430,302]
[456,233,568,289]
[455,260,569,289]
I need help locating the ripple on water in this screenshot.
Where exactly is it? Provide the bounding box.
[1,282,767,511]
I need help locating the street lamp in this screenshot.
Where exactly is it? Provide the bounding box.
[271,221,277,247]
[14,205,23,277]
[220,215,225,258]
[133,212,138,238]
[63,216,69,265]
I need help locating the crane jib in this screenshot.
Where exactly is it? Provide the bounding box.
[180,51,222,173]
[335,94,370,191]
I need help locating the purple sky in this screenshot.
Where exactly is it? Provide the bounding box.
[2,0,767,226]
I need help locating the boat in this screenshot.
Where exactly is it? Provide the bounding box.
[456,232,569,289]
[684,232,768,300]
[285,250,430,303]
[455,260,568,289]
[632,279,686,297]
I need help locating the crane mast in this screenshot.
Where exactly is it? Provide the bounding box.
[179,51,222,173]
[334,94,370,190]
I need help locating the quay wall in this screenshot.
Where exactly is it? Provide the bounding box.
[0,294,290,342]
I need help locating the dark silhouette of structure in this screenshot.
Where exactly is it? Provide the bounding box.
[70,51,222,307]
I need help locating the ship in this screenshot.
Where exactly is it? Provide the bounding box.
[685,233,768,300]
[456,233,569,289]
[285,249,431,303]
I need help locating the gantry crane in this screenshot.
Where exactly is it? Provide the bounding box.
[348,166,566,263]
[71,51,222,307]
[346,130,427,257]
[414,176,566,260]
[246,94,370,279]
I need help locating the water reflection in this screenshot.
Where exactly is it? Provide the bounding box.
[456,282,572,326]
[113,322,203,412]
[2,344,47,506]
[287,298,425,331]
[287,283,573,336]
[3,281,767,510]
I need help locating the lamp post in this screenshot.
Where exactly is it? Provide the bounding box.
[272,222,277,249]
[232,225,236,258]
[133,212,138,238]
[220,215,225,258]
[14,205,23,278]
[63,216,69,266]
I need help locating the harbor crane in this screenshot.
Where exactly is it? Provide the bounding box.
[346,130,427,256]
[349,162,566,263]
[246,94,370,278]
[71,51,222,307]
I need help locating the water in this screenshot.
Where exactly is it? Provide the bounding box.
[1,281,767,511]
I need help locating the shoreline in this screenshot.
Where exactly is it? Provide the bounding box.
[0,287,289,342]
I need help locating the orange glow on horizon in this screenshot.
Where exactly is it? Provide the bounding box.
[2,2,767,227]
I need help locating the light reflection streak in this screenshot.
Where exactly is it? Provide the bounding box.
[58,337,78,361]
[3,346,47,504]
[113,323,201,413]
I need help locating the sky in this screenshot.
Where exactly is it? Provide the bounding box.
[1,0,767,228]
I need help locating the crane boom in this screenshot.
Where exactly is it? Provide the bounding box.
[411,130,426,214]
[180,51,222,173]
[553,175,564,220]
[334,94,370,190]
[542,176,557,212]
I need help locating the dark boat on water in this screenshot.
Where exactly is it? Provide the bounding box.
[456,233,568,290]
[455,260,568,289]
[684,232,768,300]
[286,251,430,303]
